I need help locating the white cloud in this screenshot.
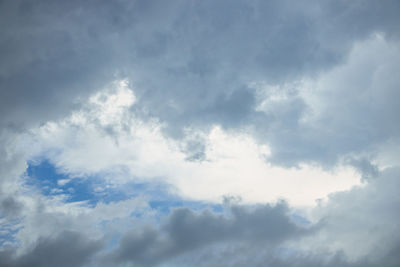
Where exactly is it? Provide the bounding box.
[28,81,361,207]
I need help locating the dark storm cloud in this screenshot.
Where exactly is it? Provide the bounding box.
[107,201,308,266]
[0,231,103,267]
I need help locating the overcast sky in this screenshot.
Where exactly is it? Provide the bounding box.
[1,0,400,266]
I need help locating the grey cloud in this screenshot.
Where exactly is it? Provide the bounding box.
[181,137,207,162]
[1,0,399,168]
[0,0,118,130]
[0,197,23,219]
[0,231,103,267]
[310,167,400,260]
[259,36,400,168]
[108,201,308,266]
[1,1,400,266]
[164,167,400,267]
[346,157,380,181]
[0,131,28,222]
[167,247,363,267]
[1,167,399,267]
[127,0,400,139]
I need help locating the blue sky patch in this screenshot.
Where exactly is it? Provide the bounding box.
[25,160,222,214]
[26,160,101,205]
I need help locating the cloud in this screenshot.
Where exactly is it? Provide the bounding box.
[1,0,399,168]
[0,0,118,130]
[121,0,400,151]
[304,167,400,262]
[0,197,23,220]
[107,201,308,266]
[128,168,400,267]
[28,89,361,206]
[0,1,399,267]
[1,166,399,267]
[283,35,400,168]
[0,231,103,267]
[0,130,29,238]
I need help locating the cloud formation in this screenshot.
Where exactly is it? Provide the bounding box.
[1,0,400,267]
[108,201,306,266]
[1,0,399,168]
[0,231,103,267]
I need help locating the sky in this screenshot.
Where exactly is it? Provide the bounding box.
[0,0,400,266]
